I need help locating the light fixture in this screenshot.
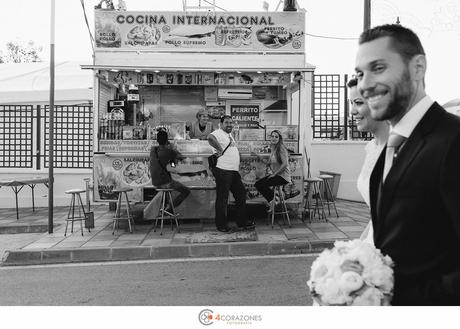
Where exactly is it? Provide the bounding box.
[257,71,262,74]
[278,71,284,74]
[154,70,160,73]
[110,69,119,72]
[135,69,141,73]
[216,71,222,74]
[236,71,242,74]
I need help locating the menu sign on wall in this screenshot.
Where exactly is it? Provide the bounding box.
[230,105,260,129]
[95,11,305,53]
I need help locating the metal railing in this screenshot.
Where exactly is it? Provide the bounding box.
[312,74,373,141]
[44,105,93,169]
[0,104,93,169]
[0,105,34,168]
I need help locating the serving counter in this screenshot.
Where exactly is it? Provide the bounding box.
[94,140,303,219]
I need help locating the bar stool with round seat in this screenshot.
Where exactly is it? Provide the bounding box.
[112,187,135,234]
[64,188,87,236]
[302,177,327,222]
[153,188,180,235]
[318,174,339,218]
[267,184,291,229]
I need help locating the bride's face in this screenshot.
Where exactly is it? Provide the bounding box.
[349,86,380,133]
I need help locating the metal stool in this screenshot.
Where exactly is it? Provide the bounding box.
[112,187,134,234]
[154,188,180,235]
[318,174,339,217]
[302,177,327,222]
[268,185,291,229]
[64,189,87,236]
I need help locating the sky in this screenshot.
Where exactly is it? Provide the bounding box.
[0,0,459,103]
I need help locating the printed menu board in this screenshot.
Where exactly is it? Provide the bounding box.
[238,129,266,141]
[95,11,305,53]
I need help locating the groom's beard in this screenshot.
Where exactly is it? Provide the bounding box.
[384,68,415,121]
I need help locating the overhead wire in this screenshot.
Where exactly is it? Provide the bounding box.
[201,0,227,11]
[80,0,95,53]
[305,33,358,40]
[190,2,354,40]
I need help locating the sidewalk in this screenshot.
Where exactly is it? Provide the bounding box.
[0,200,370,266]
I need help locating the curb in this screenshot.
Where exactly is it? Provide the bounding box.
[0,240,335,266]
[0,224,59,235]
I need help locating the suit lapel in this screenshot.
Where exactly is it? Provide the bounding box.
[369,149,385,243]
[380,130,425,214]
[377,103,443,227]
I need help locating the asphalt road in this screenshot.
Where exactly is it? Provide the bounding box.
[0,254,315,306]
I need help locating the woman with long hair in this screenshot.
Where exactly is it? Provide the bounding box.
[348,78,389,244]
[254,130,291,204]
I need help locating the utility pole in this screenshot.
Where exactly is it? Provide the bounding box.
[48,0,55,234]
[364,0,371,30]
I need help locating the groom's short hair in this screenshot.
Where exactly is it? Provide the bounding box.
[359,24,425,64]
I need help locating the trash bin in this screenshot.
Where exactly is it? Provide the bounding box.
[319,171,341,200]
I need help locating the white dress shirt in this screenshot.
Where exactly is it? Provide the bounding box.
[390,95,434,138]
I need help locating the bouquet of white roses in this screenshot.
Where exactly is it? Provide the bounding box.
[307,239,394,306]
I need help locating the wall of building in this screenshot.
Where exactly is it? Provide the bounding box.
[310,141,367,202]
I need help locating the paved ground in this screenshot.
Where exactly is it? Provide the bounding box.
[0,254,315,305]
[0,200,371,265]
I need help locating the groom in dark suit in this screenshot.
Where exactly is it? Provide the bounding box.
[355,24,460,305]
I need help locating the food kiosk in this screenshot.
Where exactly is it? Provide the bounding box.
[83,9,314,218]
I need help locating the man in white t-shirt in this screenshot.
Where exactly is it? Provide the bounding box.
[208,115,255,233]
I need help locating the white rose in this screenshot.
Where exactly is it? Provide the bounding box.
[338,271,364,294]
[311,264,329,281]
[321,278,352,305]
[352,287,383,306]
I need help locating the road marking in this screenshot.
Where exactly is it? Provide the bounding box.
[0,253,320,270]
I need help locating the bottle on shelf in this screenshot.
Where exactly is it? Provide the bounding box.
[108,107,125,140]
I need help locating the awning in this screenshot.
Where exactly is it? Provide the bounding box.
[85,51,315,72]
[0,61,93,104]
[81,65,313,72]
[264,100,287,111]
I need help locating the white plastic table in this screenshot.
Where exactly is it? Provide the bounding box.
[0,176,49,220]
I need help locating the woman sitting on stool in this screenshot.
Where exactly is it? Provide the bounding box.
[253,130,291,206]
